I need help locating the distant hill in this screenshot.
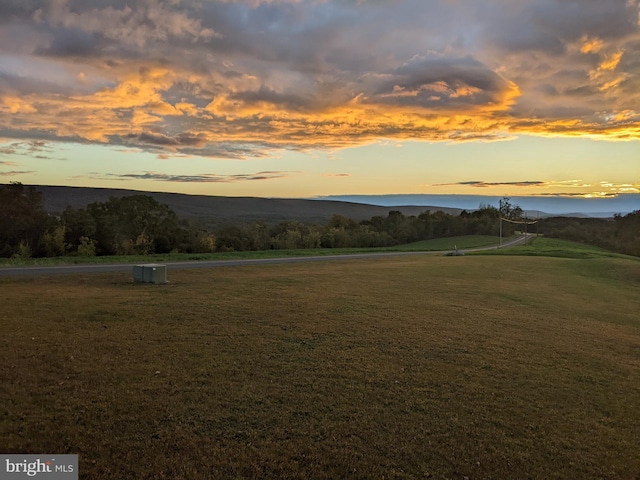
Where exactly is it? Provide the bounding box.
[319,194,638,217]
[522,210,593,219]
[30,185,463,227]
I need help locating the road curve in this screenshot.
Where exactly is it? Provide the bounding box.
[0,235,530,278]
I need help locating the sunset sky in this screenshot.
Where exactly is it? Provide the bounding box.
[1,0,638,203]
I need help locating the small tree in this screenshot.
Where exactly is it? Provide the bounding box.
[498,197,524,239]
[12,241,32,259]
[189,230,217,253]
[134,233,153,255]
[61,206,96,251]
[42,225,67,257]
[499,197,523,220]
[77,237,96,257]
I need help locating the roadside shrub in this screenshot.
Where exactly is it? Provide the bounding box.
[12,241,32,259]
[77,237,96,257]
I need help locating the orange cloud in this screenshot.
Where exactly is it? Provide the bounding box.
[599,51,624,71]
[580,37,604,54]
[1,97,37,114]
[89,67,175,109]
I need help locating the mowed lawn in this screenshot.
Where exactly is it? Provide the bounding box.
[1,254,639,479]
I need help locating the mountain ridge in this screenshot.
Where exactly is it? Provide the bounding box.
[7,185,623,225]
[24,185,463,226]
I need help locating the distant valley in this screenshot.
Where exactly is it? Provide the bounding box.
[319,194,638,218]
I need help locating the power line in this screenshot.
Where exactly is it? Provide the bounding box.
[499,216,538,247]
[500,217,538,225]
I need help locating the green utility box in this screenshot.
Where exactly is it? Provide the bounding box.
[133,264,167,284]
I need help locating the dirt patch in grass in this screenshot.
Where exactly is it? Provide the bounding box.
[1,256,639,478]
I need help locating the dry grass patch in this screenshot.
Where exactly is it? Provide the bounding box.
[1,256,639,479]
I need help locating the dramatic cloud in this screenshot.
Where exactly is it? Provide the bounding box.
[1,0,639,158]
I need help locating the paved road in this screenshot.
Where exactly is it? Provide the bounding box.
[0,235,530,278]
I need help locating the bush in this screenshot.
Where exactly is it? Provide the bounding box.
[12,241,32,259]
[77,237,96,257]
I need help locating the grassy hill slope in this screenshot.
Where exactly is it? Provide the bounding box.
[2,253,639,478]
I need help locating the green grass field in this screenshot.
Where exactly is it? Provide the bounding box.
[474,236,632,260]
[1,240,639,478]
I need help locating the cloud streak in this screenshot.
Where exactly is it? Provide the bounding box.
[0,140,54,157]
[433,179,640,197]
[0,170,36,177]
[435,181,548,188]
[0,0,639,158]
[75,170,297,183]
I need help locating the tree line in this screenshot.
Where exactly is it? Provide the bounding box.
[537,213,640,257]
[1,183,215,258]
[1,183,637,258]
